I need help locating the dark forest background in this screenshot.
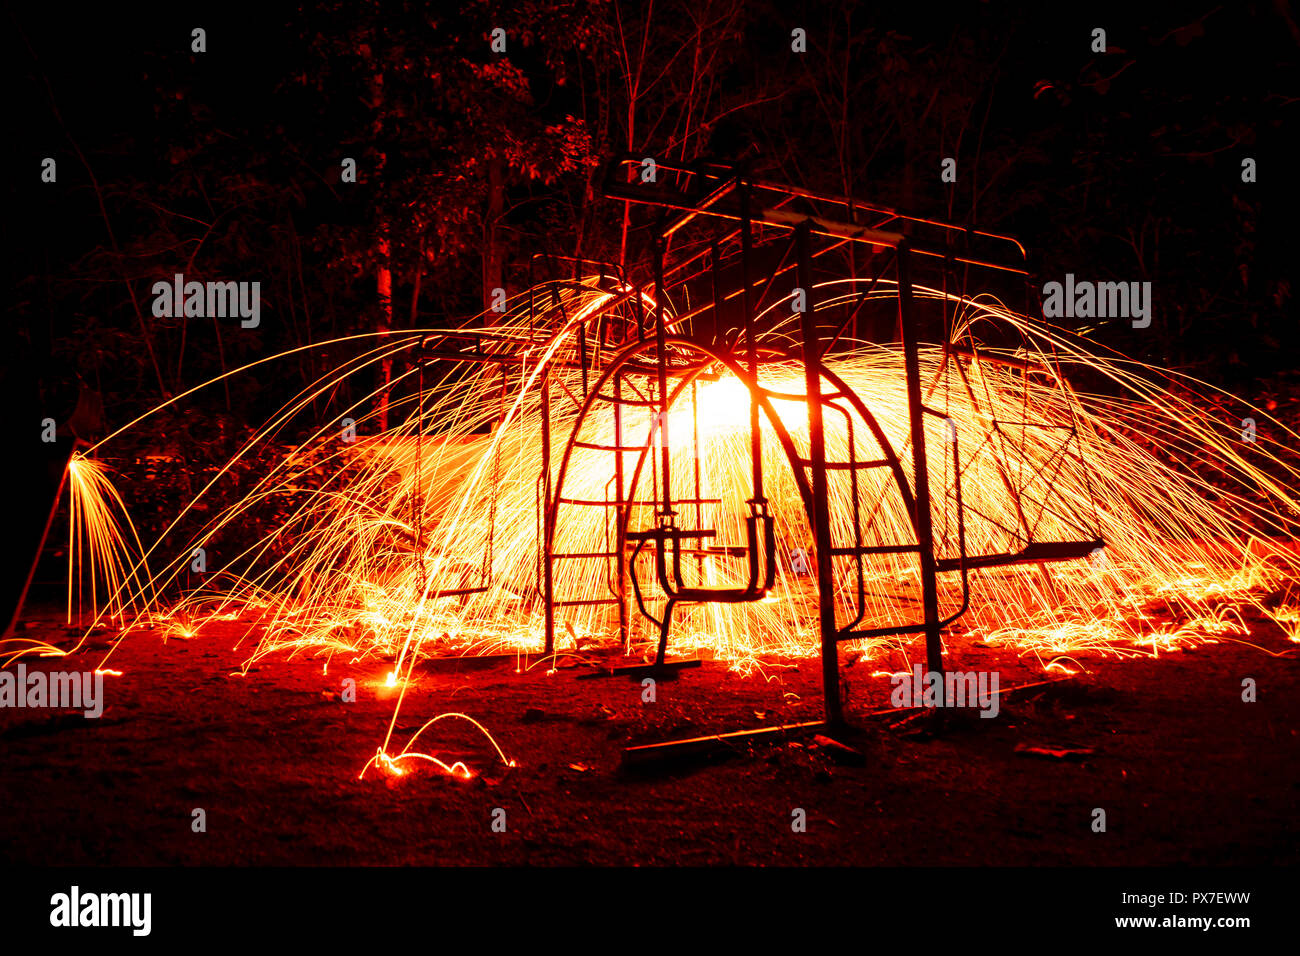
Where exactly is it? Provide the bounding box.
[5,0,1297,456]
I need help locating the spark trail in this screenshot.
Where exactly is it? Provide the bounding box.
[11,278,1299,778]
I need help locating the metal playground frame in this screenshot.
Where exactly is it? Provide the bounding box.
[419,156,1104,759]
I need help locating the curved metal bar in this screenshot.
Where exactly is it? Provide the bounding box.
[546,336,926,655]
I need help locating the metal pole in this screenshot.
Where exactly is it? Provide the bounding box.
[795,221,842,730]
[897,241,946,678]
[652,234,673,522]
[614,371,629,650]
[740,184,762,501]
[541,368,555,655]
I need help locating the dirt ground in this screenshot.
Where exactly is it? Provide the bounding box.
[1,602,1296,866]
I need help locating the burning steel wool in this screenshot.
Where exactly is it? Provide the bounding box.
[7,151,1300,781]
[8,271,1299,780]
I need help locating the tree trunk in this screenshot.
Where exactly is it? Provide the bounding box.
[370,65,391,431]
[483,156,504,321]
[377,233,392,431]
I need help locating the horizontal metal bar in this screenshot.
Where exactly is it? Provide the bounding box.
[794,457,890,470]
[829,544,921,557]
[421,348,711,382]
[593,393,660,406]
[661,176,737,237]
[934,539,1103,573]
[629,545,748,556]
[760,388,847,401]
[626,528,717,541]
[836,624,929,641]
[573,441,651,452]
[762,207,905,245]
[989,420,1076,430]
[427,587,490,598]
[559,497,721,507]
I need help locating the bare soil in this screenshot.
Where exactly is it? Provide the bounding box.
[1,604,1296,866]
